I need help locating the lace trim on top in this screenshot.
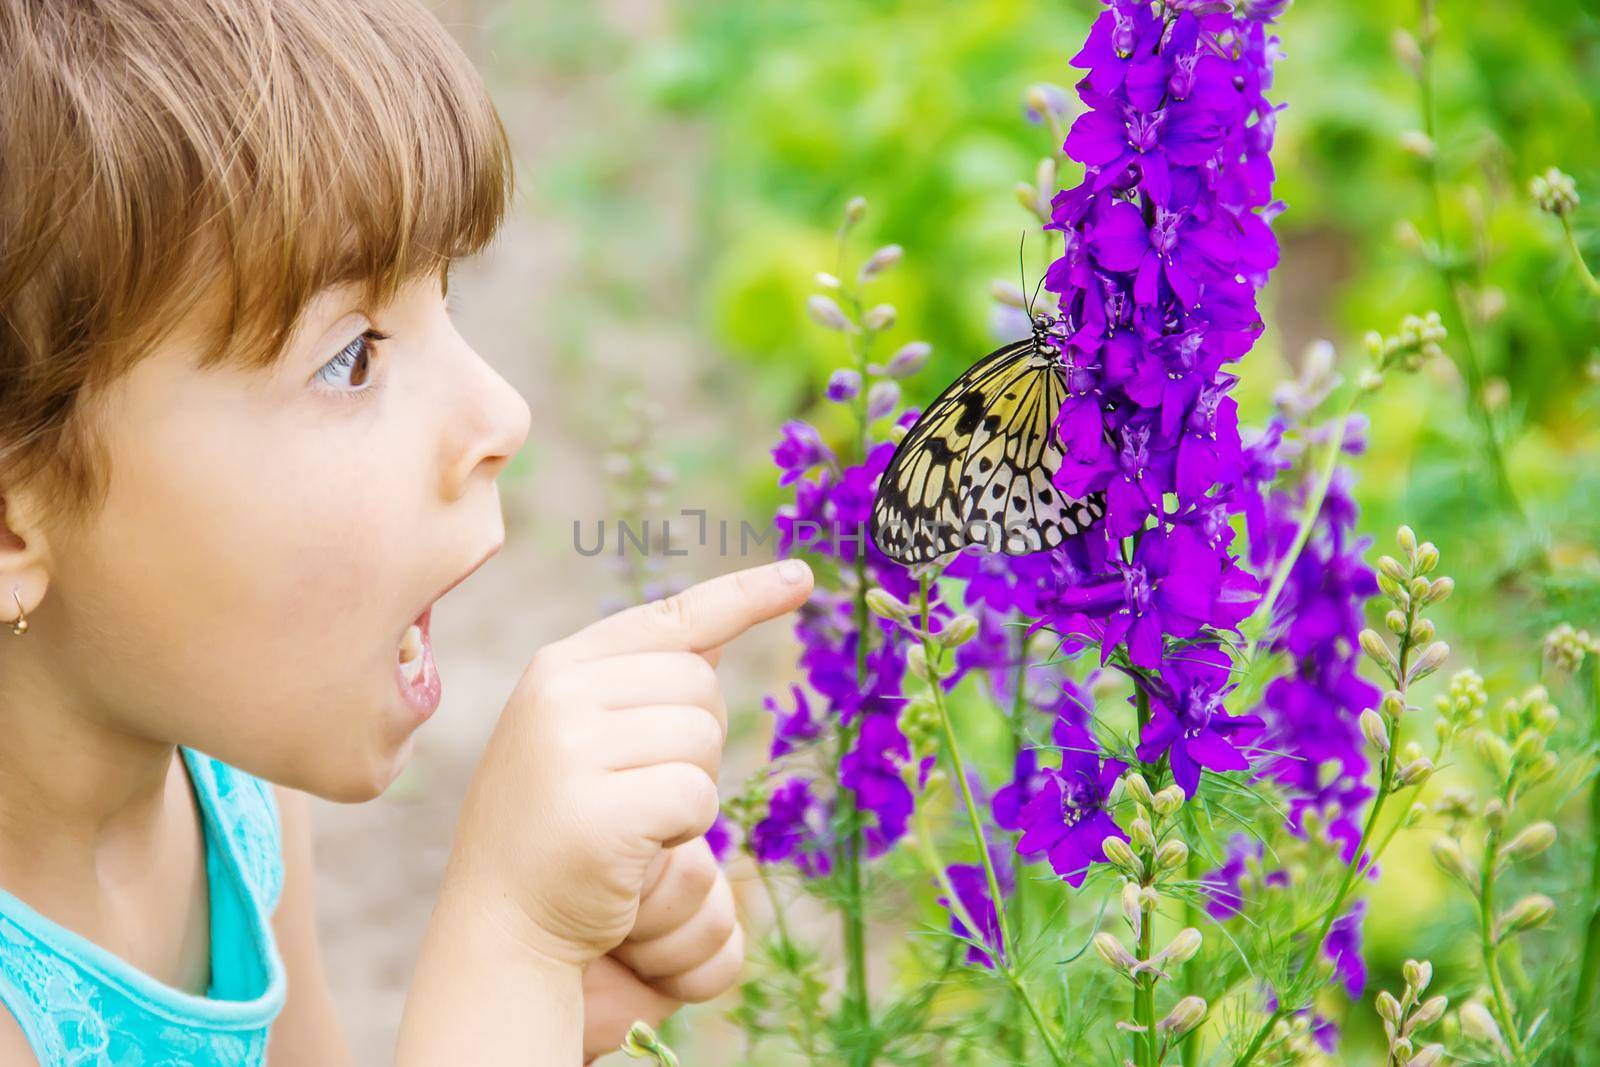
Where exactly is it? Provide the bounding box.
[0,747,286,1065]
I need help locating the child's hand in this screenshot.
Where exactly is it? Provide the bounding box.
[613,837,742,1000]
[579,839,741,1060]
[439,558,812,970]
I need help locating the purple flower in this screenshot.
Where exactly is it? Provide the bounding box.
[772,420,831,487]
[1054,524,1235,669]
[938,855,1014,969]
[705,813,737,863]
[1137,644,1262,795]
[1015,723,1128,886]
[750,777,833,877]
[766,683,822,759]
[827,369,863,402]
[840,712,918,856]
[1326,901,1368,999]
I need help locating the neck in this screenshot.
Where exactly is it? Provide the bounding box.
[0,651,182,888]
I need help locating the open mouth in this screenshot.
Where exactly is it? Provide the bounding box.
[398,607,429,686]
[394,604,439,716]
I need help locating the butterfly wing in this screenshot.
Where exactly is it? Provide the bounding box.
[870,339,1105,566]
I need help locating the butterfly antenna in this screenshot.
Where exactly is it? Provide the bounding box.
[1030,269,1047,315]
[1018,230,1033,318]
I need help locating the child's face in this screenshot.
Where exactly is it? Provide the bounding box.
[28,273,531,800]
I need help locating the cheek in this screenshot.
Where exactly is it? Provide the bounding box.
[67,411,418,764]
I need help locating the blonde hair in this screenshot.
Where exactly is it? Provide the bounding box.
[0,0,514,535]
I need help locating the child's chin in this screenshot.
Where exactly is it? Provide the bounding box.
[306,733,416,804]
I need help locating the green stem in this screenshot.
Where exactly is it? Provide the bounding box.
[1416,5,1526,523]
[1480,780,1529,1066]
[1561,216,1600,298]
[1572,659,1600,1054]
[1180,807,1202,1067]
[756,865,823,1065]
[1008,628,1031,1065]
[1233,619,1416,1067]
[917,576,1069,1067]
[1132,685,1158,1067]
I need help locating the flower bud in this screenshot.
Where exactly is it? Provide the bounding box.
[1513,727,1546,764]
[1161,927,1203,965]
[866,381,901,421]
[1093,931,1139,973]
[1459,1002,1504,1047]
[858,244,903,280]
[1122,771,1155,808]
[1397,525,1418,553]
[1395,757,1434,788]
[1382,690,1406,717]
[844,196,868,224]
[1475,733,1512,781]
[1360,709,1391,754]
[906,643,929,682]
[1156,839,1190,871]
[1385,609,1409,635]
[1153,786,1185,816]
[1414,542,1440,574]
[865,588,911,623]
[1408,576,1432,602]
[1121,881,1144,937]
[1360,629,1397,673]
[936,613,979,649]
[1497,894,1555,937]
[1376,990,1403,1023]
[1130,817,1156,852]
[1014,181,1045,217]
[1399,130,1435,158]
[1408,642,1450,684]
[1529,751,1561,786]
[826,368,863,403]
[1391,1037,1414,1062]
[1411,995,1449,1030]
[1158,996,1207,1038]
[1103,836,1143,879]
[886,341,932,379]
[814,271,841,289]
[807,294,854,332]
[1403,958,1433,994]
[1431,837,1472,881]
[862,303,897,332]
[1409,618,1436,645]
[1483,797,1507,830]
[1530,166,1579,217]
[1378,555,1408,582]
[990,280,1027,308]
[1408,1044,1446,1067]
[1422,576,1454,605]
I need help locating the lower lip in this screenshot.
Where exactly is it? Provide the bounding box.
[395,605,441,720]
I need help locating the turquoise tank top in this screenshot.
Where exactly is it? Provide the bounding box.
[0,747,286,1065]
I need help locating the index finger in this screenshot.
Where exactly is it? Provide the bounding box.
[557,558,813,662]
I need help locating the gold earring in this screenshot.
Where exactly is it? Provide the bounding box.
[10,587,27,636]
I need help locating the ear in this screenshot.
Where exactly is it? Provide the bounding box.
[0,490,54,628]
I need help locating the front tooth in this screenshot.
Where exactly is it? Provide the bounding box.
[399,623,423,666]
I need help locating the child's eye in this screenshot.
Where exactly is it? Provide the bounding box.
[314,329,390,398]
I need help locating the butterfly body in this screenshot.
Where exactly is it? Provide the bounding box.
[870,312,1106,566]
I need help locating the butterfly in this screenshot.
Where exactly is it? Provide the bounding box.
[870,307,1106,566]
